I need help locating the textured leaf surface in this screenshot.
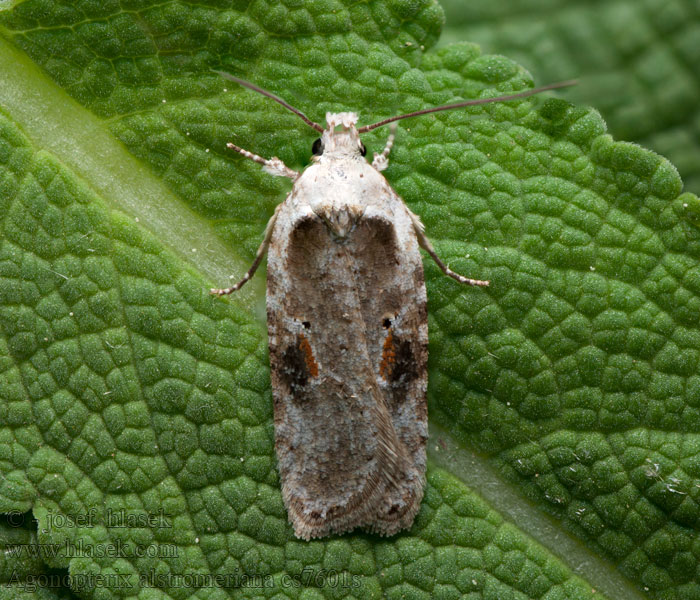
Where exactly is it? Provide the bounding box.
[0,1,697,599]
[439,0,700,195]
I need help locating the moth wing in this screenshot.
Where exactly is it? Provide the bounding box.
[350,202,428,535]
[266,201,427,539]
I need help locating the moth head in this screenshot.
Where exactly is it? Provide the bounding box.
[310,112,367,161]
[213,71,576,158]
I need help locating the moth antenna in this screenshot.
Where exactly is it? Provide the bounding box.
[357,80,577,133]
[215,70,324,133]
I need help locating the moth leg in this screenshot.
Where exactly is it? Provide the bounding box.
[408,210,490,287]
[226,142,299,180]
[210,204,283,296]
[372,124,397,172]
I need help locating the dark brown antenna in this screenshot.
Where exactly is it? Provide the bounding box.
[357,80,577,133]
[215,71,324,133]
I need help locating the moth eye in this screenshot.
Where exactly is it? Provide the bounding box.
[359,142,367,157]
[302,321,311,329]
[312,138,324,156]
[382,318,392,329]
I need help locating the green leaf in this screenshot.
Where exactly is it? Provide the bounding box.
[439,0,700,195]
[0,1,696,599]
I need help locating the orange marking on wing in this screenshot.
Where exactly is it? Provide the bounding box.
[379,329,396,380]
[299,334,319,377]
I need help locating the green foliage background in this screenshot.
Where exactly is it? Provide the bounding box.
[0,1,698,599]
[440,0,700,195]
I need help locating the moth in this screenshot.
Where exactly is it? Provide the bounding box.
[211,73,574,540]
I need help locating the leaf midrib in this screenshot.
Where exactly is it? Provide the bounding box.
[428,419,646,600]
[0,33,264,307]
